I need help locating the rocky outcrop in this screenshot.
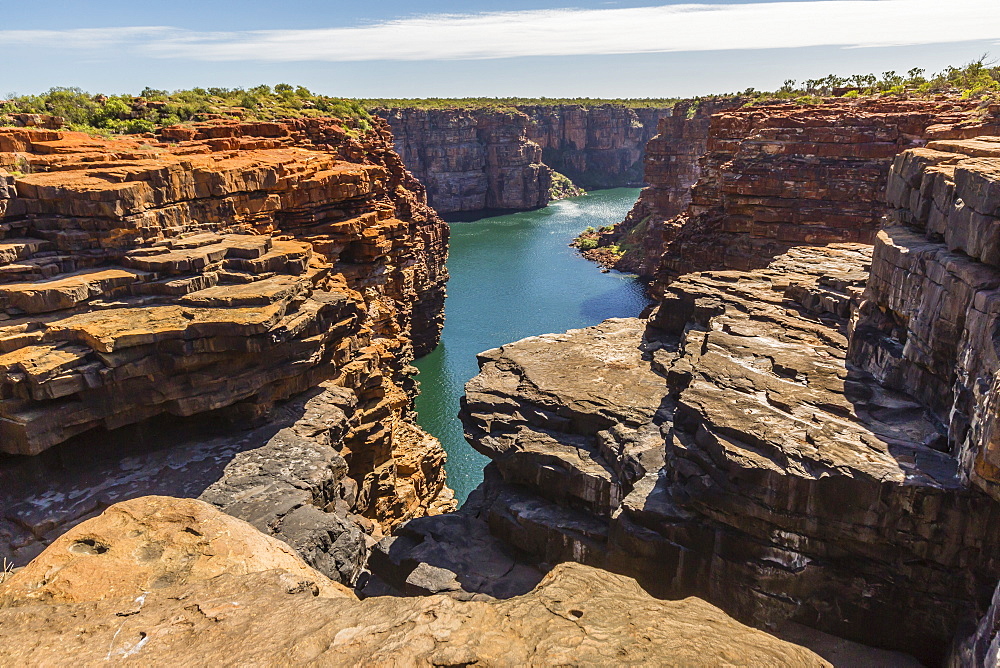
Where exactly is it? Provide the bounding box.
[0,496,354,605]
[596,98,1000,280]
[0,118,453,575]
[0,496,833,666]
[594,99,741,274]
[849,136,1000,502]
[377,104,674,215]
[461,230,1000,663]
[952,580,1000,667]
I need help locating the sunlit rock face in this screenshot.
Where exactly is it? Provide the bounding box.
[458,114,1000,663]
[601,97,1000,281]
[0,496,831,667]
[0,117,453,574]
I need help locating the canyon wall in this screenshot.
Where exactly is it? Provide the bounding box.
[519,104,673,189]
[599,98,1000,280]
[376,104,673,215]
[0,117,453,575]
[592,98,741,274]
[458,99,1000,663]
[375,107,551,215]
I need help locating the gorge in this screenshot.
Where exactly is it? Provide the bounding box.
[2,85,1000,666]
[375,102,674,215]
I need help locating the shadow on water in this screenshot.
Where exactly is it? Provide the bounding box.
[414,188,652,503]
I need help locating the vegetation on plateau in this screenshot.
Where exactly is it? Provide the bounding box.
[736,55,1000,104]
[2,57,997,139]
[362,97,680,113]
[0,85,372,136]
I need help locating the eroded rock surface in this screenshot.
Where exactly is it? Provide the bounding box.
[591,98,1000,280]
[0,495,352,605]
[0,118,453,573]
[850,136,1000,502]
[376,107,551,214]
[653,99,1000,286]
[520,104,673,190]
[461,240,1000,663]
[591,99,742,274]
[0,496,829,667]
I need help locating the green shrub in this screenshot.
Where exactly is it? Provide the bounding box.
[577,238,598,251]
[0,85,374,136]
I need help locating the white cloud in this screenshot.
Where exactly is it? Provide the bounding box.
[2,1,999,62]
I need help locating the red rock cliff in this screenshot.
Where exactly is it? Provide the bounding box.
[458,101,1000,663]
[377,104,674,215]
[0,117,453,573]
[375,108,551,214]
[593,98,742,275]
[651,98,1000,288]
[519,104,674,189]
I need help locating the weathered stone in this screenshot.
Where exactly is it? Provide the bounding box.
[376,108,551,213]
[850,138,1000,503]
[461,242,1000,664]
[592,98,743,274]
[0,498,830,666]
[378,103,676,215]
[0,117,453,570]
[519,104,674,189]
[0,495,351,606]
[590,97,1000,281]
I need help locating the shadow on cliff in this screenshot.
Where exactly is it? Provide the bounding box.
[0,391,319,566]
[578,278,653,323]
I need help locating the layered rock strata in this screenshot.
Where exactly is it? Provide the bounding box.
[0,118,452,572]
[0,496,835,666]
[519,104,673,190]
[377,104,674,215]
[600,98,1000,280]
[850,136,1000,501]
[461,234,1000,662]
[588,99,741,274]
[375,108,551,214]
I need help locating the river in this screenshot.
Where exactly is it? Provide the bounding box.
[413,188,652,503]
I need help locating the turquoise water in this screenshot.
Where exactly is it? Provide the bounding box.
[413,188,651,503]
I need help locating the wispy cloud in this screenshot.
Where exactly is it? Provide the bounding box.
[2,1,999,62]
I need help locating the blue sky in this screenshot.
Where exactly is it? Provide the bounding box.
[2,0,998,98]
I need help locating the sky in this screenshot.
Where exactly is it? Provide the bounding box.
[1,0,999,99]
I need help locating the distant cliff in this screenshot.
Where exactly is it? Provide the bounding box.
[375,103,673,215]
[593,98,1000,281]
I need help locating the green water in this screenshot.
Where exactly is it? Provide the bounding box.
[413,188,651,503]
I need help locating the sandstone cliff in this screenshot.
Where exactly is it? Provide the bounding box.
[0,118,453,576]
[0,496,836,666]
[377,104,674,215]
[592,98,742,274]
[597,98,1000,280]
[375,107,551,214]
[458,126,1000,663]
[519,104,673,189]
